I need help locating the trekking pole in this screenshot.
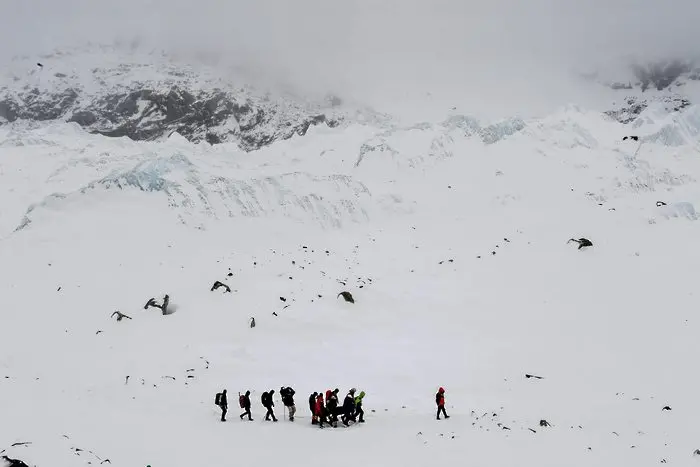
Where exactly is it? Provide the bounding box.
[281,394,285,421]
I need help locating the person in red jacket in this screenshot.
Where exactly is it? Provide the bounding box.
[315,393,327,428]
[436,387,449,420]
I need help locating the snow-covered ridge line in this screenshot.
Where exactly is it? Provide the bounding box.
[0,47,353,151]
[4,101,700,239]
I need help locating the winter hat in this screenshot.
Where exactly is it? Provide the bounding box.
[358,391,365,399]
[438,387,445,393]
[349,388,356,394]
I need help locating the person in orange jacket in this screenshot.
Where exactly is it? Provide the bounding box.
[436,387,449,420]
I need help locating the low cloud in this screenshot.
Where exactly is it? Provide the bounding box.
[2,0,699,118]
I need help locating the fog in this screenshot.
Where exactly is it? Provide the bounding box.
[2,0,700,118]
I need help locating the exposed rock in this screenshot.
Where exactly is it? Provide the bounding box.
[210,281,231,293]
[605,95,691,124]
[0,53,345,151]
[1,455,30,467]
[631,60,694,92]
[568,237,593,249]
[337,291,355,303]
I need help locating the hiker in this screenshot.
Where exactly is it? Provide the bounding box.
[315,393,327,428]
[280,386,296,421]
[341,388,357,426]
[239,390,253,420]
[144,294,170,315]
[309,392,318,424]
[326,388,340,427]
[436,387,449,420]
[261,390,278,422]
[216,389,228,422]
[354,390,366,423]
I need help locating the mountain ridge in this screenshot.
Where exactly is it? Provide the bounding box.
[0,46,388,151]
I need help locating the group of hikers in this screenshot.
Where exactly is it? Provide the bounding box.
[215,387,366,427]
[309,388,366,428]
[215,386,450,426]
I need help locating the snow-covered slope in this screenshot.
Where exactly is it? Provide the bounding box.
[2,76,700,467]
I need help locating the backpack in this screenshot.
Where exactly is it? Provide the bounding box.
[281,387,294,405]
[215,392,222,406]
[239,394,245,408]
[261,392,269,406]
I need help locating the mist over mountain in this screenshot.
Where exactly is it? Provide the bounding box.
[2,0,700,119]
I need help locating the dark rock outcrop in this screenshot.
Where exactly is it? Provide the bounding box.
[0,85,341,151]
[1,455,30,467]
[631,60,694,92]
[605,95,691,124]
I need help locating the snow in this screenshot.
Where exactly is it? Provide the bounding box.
[1,97,700,467]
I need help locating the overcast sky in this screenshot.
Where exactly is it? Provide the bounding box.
[2,0,699,118]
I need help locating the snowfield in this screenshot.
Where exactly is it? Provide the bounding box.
[1,100,700,467]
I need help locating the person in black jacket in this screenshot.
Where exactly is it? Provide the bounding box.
[280,386,296,421]
[309,392,318,424]
[261,390,278,422]
[219,389,228,422]
[341,388,357,426]
[239,390,253,421]
[326,388,340,427]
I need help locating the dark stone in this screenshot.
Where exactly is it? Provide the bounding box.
[0,100,19,121]
[1,455,30,467]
